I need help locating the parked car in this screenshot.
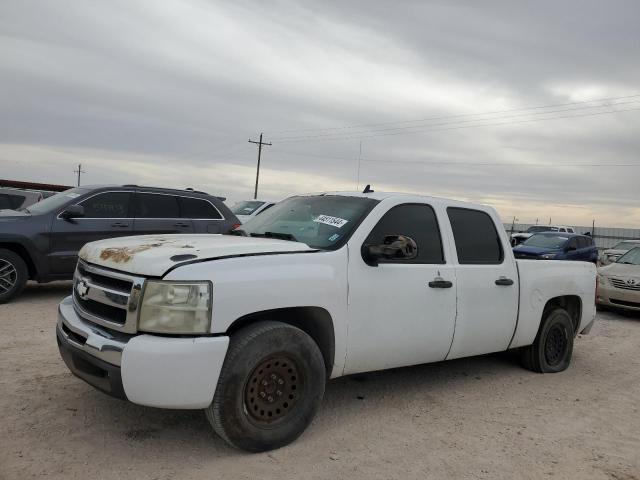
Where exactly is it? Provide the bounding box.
[231,199,276,223]
[511,225,575,246]
[0,187,43,211]
[0,185,239,303]
[597,247,640,312]
[599,240,640,266]
[56,191,596,452]
[513,232,598,262]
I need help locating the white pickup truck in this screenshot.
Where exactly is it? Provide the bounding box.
[56,191,596,452]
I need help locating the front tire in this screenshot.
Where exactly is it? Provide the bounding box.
[521,308,574,373]
[206,321,326,452]
[0,249,28,304]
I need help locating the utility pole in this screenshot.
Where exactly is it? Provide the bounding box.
[74,164,85,186]
[355,141,362,191]
[248,133,271,199]
[510,216,518,235]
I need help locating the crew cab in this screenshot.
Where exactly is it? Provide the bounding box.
[56,191,596,452]
[0,185,238,303]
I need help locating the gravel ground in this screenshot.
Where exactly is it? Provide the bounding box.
[1,282,639,480]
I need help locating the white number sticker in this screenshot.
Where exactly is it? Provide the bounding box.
[314,215,349,228]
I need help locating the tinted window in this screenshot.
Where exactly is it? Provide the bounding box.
[134,193,179,218]
[447,207,503,264]
[180,197,222,219]
[0,193,25,210]
[577,237,591,248]
[567,238,578,249]
[80,192,130,218]
[365,204,444,264]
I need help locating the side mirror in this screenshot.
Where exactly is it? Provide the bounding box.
[362,235,418,266]
[60,204,85,220]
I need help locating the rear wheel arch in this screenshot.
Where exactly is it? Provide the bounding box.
[541,295,582,336]
[226,307,335,376]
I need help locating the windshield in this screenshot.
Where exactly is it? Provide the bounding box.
[26,188,89,214]
[526,226,558,233]
[612,241,640,251]
[232,200,265,216]
[522,234,569,249]
[616,247,640,265]
[239,195,378,250]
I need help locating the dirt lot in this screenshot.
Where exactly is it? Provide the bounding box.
[1,282,639,480]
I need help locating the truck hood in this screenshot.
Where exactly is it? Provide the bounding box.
[78,234,316,277]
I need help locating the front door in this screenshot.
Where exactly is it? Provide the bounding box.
[49,191,133,275]
[344,202,457,375]
[445,207,519,359]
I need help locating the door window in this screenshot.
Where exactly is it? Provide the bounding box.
[180,197,222,219]
[447,207,503,264]
[79,192,130,218]
[134,193,180,218]
[364,204,444,264]
[567,238,578,250]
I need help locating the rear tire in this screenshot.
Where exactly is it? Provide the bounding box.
[206,321,326,452]
[521,308,574,373]
[0,249,28,304]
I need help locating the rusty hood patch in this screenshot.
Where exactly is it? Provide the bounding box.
[78,234,314,276]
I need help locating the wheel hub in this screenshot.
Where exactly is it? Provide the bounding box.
[244,355,300,423]
[0,259,17,294]
[544,324,568,366]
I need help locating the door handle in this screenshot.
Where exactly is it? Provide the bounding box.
[428,279,453,289]
[111,222,129,228]
[173,222,190,228]
[495,277,514,286]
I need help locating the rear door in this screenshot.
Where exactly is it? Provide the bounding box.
[49,191,133,274]
[132,192,194,235]
[445,206,519,359]
[179,196,226,233]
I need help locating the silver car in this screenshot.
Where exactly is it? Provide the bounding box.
[597,247,640,312]
[599,240,640,266]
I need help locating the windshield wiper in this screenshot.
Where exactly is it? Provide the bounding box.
[250,231,298,242]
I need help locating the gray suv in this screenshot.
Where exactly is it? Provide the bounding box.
[0,185,239,303]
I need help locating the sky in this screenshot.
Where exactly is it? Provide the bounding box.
[1,0,639,227]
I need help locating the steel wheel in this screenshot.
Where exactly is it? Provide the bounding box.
[244,355,301,425]
[0,259,18,294]
[544,324,568,367]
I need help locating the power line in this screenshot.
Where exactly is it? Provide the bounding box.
[266,93,640,138]
[271,105,640,143]
[270,147,640,168]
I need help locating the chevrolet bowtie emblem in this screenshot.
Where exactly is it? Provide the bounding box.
[76,279,90,299]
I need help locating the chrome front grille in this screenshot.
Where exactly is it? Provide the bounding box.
[73,261,145,334]
[609,277,640,291]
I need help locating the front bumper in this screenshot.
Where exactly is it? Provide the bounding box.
[57,296,229,409]
[597,283,640,311]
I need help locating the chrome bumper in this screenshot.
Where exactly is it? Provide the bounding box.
[57,295,131,366]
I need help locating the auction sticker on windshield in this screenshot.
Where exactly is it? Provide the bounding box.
[314,215,349,228]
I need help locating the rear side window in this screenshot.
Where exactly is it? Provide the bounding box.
[447,207,503,264]
[577,237,592,248]
[180,197,222,219]
[80,192,130,218]
[365,203,444,264]
[0,193,25,210]
[134,193,179,218]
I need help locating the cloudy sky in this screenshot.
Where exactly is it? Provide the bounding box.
[1,0,639,226]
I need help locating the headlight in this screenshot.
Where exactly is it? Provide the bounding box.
[138,281,212,334]
[541,253,557,259]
